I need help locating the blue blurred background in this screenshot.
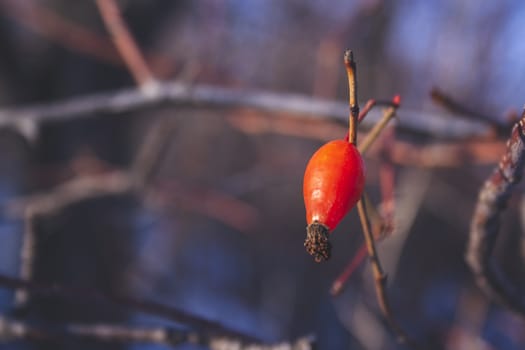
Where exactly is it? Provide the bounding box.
[1,0,525,349]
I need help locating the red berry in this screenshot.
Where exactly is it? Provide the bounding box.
[303,140,365,262]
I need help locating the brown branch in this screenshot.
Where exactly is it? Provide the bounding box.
[0,0,176,78]
[389,139,505,168]
[0,0,122,65]
[431,87,507,133]
[358,96,399,154]
[95,0,156,89]
[356,197,417,347]
[344,50,359,145]
[358,99,376,123]
[332,124,397,296]
[466,111,525,314]
[0,274,259,343]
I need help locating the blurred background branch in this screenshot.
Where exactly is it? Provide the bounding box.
[467,112,525,315]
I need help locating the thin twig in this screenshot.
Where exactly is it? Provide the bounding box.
[343,99,376,142]
[358,99,376,123]
[0,274,259,343]
[358,96,400,154]
[6,171,134,217]
[466,111,525,315]
[331,244,367,295]
[344,50,359,145]
[356,197,416,346]
[331,157,395,296]
[0,0,122,65]
[95,0,157,90]
[333,99,399,296]
[431,87,507,133]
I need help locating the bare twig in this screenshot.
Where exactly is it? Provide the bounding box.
[431,87,507,133]
[6,171,134,217]
[358,99,376,123]
[388,139,505,167]
[68,323,314,349]
[209,336,315,350]
[0,82,491,139]
[13,207,36,307]
[0,274,259,343]
[228,110,505,167]
[358,96,400,154]
[356,197,416,346]
[344,50,359,145]
[0,0,175,77]
[343,98,375,141]
[0,0,122,65]
[0,315,190,345]
[466,111,525,315]
[0,315,315,349]
[331,244,368,295]
[332,118,397,296]
[95,0,157,90]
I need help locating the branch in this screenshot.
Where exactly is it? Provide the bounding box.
[344,50,359,145]
[229,110,506,167]
[0,0,122,65]
[0,315,315,349]
[431,87,507,133]
[0,82,491,139]
[466,111,525,314]
[0,274,259,343]
[0,0,175,77]
[358,96,400,154]
[356,198,417,347]
[95,0,157,90]
[14,207,37,307]
[6,171,134,217]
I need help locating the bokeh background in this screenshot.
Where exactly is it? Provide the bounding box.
[0,0,525,349]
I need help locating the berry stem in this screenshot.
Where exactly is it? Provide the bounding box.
[344,50,359,146]
[357,196,417,347]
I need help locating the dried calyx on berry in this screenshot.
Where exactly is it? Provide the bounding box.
[304,221,331,262]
